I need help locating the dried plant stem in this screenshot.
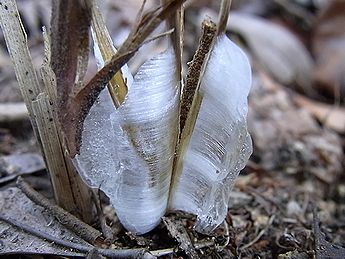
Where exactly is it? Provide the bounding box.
[32,94,76,208]
[41,29,94,223]
[169,19,217,201]
[164,0,184,82]
[91,2,128,107]
[0,0,42,141]
[16,177,102,244]
[217,0,232,35]
[179,20,217,132]
[0,0,94,223]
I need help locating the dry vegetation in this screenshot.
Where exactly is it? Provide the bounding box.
[0,0,344,258]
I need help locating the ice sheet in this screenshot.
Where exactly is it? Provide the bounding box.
[74,48,179,234]
[169,34,252,233]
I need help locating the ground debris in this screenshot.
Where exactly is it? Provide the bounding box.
[0,187,88,257]
[0,152,44,185]
[313,208,345,259]
[248,73,343,183]
[163,216,199,259]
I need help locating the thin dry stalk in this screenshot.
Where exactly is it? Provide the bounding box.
[179,20,217,132]
[0,0,42,141]
[217,0,232,35]
[91,2,128,107]
[0,0,94,223]
[169,19,217,201]
[41,29,94,223]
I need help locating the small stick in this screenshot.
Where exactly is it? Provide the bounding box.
[217,0,232,35]
[16,177,102,244]
[0,215,147,259]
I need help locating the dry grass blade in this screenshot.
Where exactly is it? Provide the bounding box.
[91,1,128,107]
[50,0,91,98]
[217,0,232,35]
[164,0,184,82]
[0,0,42,139]
[61,0,186,157]
[0,0,94,222]
[32,94,76,208]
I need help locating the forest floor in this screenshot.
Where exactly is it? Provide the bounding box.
[0,0,344,258]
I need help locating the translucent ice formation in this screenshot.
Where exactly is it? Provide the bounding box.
[74,48,179,234]
[169,34,252,233]
[74,25,251,234]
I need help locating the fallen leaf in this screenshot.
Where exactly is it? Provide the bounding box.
[294,95,345,133]
[248,73,343,182]
[0,152,44,184]
[0,187,88,257]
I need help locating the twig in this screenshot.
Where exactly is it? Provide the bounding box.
[239,215,275,250]
[16,177,102,244]
[0,215,147,259]
[163,216,199,258]
[194,240,216,250]
[149,247,175,257]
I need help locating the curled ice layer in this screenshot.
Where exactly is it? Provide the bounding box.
[74,48,179,234]
[169,34,252,233]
